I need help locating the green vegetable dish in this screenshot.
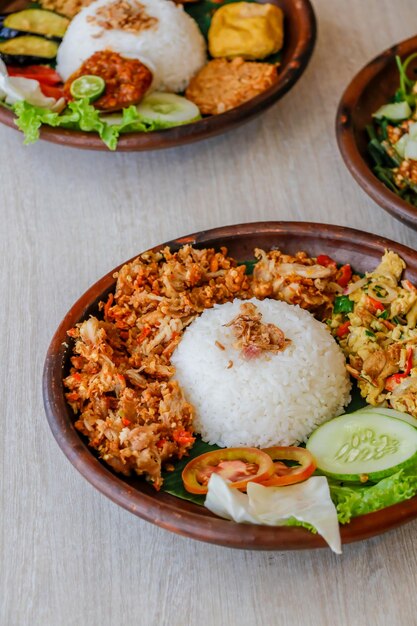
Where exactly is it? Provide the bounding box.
[368,53,417,206]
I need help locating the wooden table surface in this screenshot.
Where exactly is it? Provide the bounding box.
[2,1,417,624]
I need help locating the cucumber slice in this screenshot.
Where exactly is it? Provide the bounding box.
[409,121,417,138]
[306,412,417,482]
[136,92,201,126]
[99,113,124,126]
[0,36,58,65]
[4,9,69,39]
[405,138,417,160]
[373,101,412,121]
[357,406,417,429]
[394,133,408,158]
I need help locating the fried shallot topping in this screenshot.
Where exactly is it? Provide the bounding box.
[225,302,291,359]
[87,0,158,33]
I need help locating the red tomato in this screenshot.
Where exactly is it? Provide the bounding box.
[367,296,385,312]
[337,320,351,338]
[258,447,317,487]
[385,374,406,392]
[337,264,352,288]
[317,254,337,268]
[39,84,65,99]
[385,347,413,391]
[182,448,275,494]
[7,65,62,85]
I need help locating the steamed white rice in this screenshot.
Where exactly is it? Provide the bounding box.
[172,298,351,448]
[56,0,207,92]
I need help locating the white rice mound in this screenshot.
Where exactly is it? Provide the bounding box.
[56,0,207,92]
[172,298,351,448]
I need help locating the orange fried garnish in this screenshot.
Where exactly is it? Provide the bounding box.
[185,57,278,115]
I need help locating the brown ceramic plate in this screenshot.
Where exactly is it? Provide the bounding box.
[43,221,417,550]
[336,36,417,230]
[0,0,315,151]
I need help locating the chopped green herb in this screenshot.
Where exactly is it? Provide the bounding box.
[333,296,354,314]
[242,259,257,275]
[373,285,386,296]
[365,330,376,338]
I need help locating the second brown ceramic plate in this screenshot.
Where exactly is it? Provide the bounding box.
[337,36,417,230]
[0,0,315,151]
[43,222,417,551]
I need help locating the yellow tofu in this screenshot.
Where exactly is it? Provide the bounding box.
[208,2,284,60]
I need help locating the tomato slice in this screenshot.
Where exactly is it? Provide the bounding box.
[337,264,352,288]
[367,296,385,313]
[39,83,65,99]
[7,65,62,85]
[259,446,317,487]
[385,347,414,391]
[337,320,351,338]
[182,448,275,494]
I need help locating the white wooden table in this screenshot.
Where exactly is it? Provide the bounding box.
[2,1,417,624]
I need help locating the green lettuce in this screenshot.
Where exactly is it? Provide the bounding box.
[12,99,179,150]
[285,517,317,534]
[329,468,417,524]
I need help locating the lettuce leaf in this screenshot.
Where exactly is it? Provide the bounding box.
[285,517,317,534]
[329,468,417,524]
[11,99,180,150]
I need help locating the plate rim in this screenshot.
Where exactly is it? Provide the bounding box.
[336,35,417,229]
[43,221,417,551]
[0,0,317,151]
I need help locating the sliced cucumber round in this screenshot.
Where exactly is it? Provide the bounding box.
[357,406,417,429]
[136,92,201,126]
[99,113,124,126]
[306,412,417,482]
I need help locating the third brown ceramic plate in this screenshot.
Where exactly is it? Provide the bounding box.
[43,222,417,551]
[337,36,417,230]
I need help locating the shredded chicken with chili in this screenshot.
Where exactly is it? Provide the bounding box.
[252,248,342,320]
[64,245,251,488]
